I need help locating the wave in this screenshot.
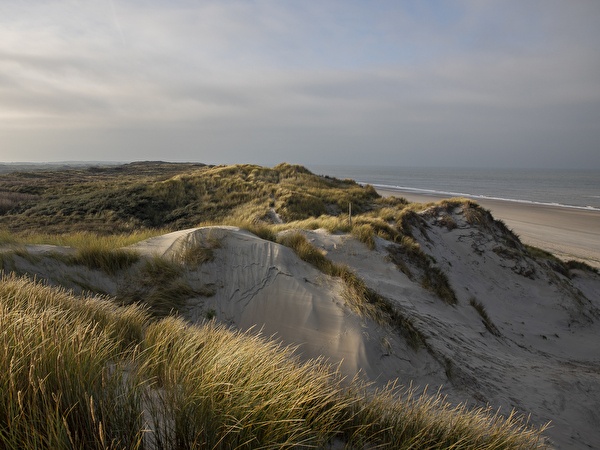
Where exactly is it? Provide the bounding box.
[365,183,600,213]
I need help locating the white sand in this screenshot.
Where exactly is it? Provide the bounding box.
[129,223,600,448]
[4,214,600,448]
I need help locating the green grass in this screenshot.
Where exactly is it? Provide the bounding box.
[0,274,548,449]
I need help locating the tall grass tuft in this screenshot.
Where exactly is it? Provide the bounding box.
[2,230,166,248]
[348,383,548,449]
[141,317,352,449]
[470,297,502,337]
[0,274,548,449]
[69,245,140,275]
[116,256,209,317]
[387,236,458,305]
[0,274,148,449]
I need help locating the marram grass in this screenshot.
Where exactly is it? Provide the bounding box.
[0,229,166,248]
[0,273,548,449]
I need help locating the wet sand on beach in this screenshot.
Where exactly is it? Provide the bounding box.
[377,188,600,269]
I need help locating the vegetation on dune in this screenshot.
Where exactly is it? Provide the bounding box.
[0,229,166,248]
[278,232,430,350]
[0,274,548,449]
[0,162,378,235]
[67,246,141,275]
[116,255,215,318]
[1,162,580,447]
[469,297,502,337]
[525,244,599,277]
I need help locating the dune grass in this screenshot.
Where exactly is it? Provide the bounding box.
[66,246,141,275]
[0,229,166,248]
[387,237,458,305]
[278,232,430,350]
[525,244,599,277]
[0,274,548,449]
[469,297,502,337]
[0,275,149,449]
[116,256,214,318]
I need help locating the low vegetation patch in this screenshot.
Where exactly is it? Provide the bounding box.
[1,230,165,248]
[177,235,222,266]
[68,246,141,275]
[525,245,599,277]
[469,297,501,337]
[279,232,428,350]
[117,256,213,317]
[565,259,599,274]
[0,274,548,449]
[0,162,380,235]
[388,238,458,305]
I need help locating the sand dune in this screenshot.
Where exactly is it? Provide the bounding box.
[377,188,600,269]
[3,204,600,448]
[127,217,600,449]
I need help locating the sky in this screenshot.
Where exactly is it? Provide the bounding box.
[1,0,599,169]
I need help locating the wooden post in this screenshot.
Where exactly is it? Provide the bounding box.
[348,202,352,227]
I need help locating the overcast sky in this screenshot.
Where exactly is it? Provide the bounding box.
[1,1,599,169]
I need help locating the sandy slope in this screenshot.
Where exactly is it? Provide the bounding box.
[133,226,442,384]
[377,188,600,269]
[129,223,600,449]
[3,215,600,448]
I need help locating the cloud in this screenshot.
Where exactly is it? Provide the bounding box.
[0,1,599,168]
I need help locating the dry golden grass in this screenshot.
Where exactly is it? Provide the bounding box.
[0,274,548,449]
[0,163,564,448]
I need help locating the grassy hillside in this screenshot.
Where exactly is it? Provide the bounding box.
[0,162,378,235]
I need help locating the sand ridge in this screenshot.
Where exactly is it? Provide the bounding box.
[130,223,600,449]
[3,212,600,448]
[376,188,600,269]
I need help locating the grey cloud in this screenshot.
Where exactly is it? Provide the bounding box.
[0,1,599,168]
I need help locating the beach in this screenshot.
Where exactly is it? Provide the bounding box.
[377,188,600,269]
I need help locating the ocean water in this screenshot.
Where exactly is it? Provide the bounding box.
[308,166,600,212]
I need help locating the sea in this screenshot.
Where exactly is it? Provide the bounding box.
[307,166,600,212]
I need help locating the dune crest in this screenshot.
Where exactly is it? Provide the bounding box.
[2,204,599,448]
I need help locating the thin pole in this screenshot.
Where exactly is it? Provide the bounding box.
[348,202,352,227]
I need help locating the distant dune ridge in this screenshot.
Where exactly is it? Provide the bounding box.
[1,162,599,448]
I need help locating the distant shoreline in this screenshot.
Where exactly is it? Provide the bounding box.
[376,187,600,269]
[368,183,600,212]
